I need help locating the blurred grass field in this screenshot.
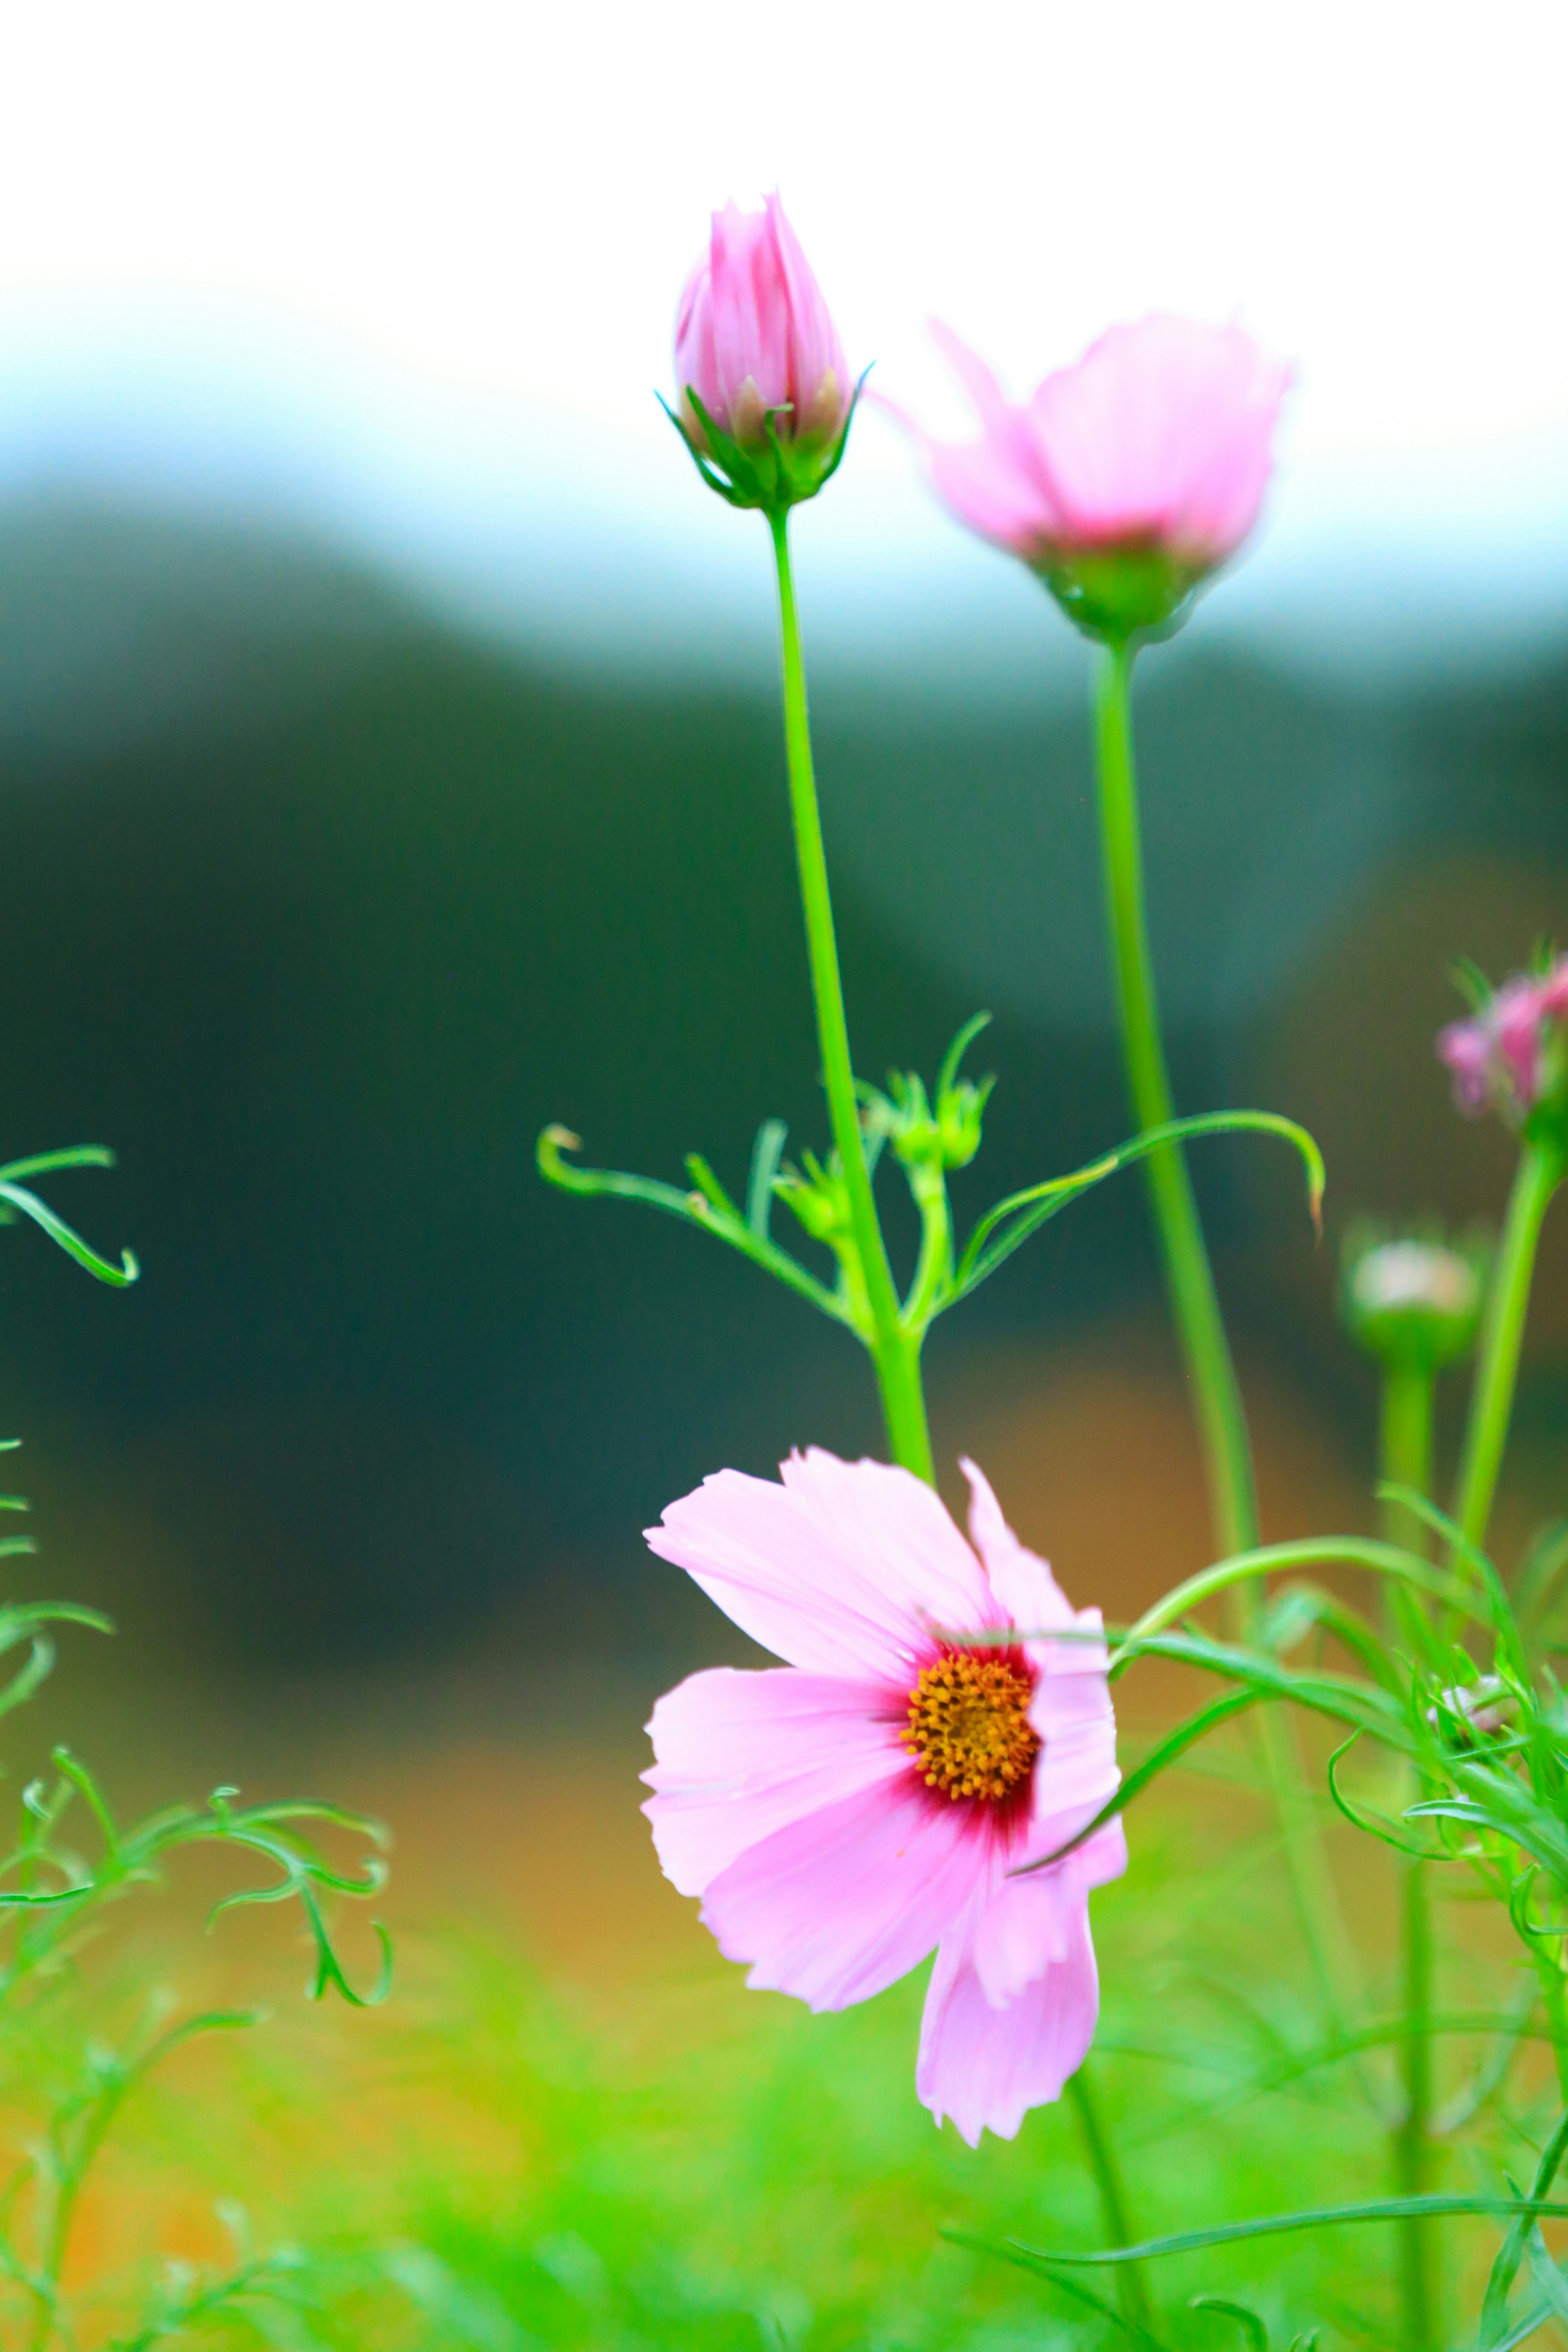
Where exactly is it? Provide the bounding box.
[10,1633,1552,2352]
[2,1335,1562,2350]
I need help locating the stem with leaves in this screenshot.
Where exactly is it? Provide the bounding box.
[769,511,934,1484]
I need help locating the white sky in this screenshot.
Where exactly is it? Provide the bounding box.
[0,0,1563,671]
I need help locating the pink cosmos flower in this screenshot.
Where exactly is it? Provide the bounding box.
[641,1448,1125,2146]
[673,192,851,457]
[896,314,1288,619]
[1440,954,1568,1125]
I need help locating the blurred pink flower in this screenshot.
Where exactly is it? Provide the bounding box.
[673,193,850,456]
[894,314,1288,625]
[642,1448,1124,2145]
[1440,954,1568,1125]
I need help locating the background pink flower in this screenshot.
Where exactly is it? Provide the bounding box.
[641,1448,1124,2145]
[902,313,1288,584]
[1440,954,1568,1125]
[673,194,850,455]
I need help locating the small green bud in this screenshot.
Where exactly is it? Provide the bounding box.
[935,1076,992,1171]
[1339,1221,1487,1373]
[776,1153,853,1246]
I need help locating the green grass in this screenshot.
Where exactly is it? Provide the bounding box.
[2,1721,1557,2352]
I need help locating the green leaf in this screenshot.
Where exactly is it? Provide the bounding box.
[1113,1536,1487,1665]
[1189,2295,1268,2352]
[942,2232,1174,2350]
[537,1123,848,1326]
[0,1180,137,1285]
[992,2194,1568,2268]
[746,1119,788,1238]
[935,1009,992,1101]
[1009,1687,1261,1879]
[951,1111,1323,1303]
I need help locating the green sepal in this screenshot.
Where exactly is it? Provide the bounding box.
[1036,543,1203,646]
[660,371,867,519]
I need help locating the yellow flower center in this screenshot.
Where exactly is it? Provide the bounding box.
[902,1653,1039,1802]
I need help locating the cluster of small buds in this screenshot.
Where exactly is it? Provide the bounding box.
[1438,953,1568,1136]
[875,1067,994,1179]
[1339,1221,1487,1374]
[775,1149,853,1247]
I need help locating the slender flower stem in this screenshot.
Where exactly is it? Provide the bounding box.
[1452,1136,1564,1553]
[770,512,935,1485]
[1381,1368,1434,1566]
[1094,639,1258,1562]
[1092,638,1348,2022]
[1379,1356,1440,2352]
[1067,2068,1151,2330]
[1394,1853,1437,2352]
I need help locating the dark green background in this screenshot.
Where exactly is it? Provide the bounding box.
[0,498,1560,1671]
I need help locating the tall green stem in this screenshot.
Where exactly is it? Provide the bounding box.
[1067,2068,1151,2330]
[1381,1368,1434,1564]
[1452,1136,1563,1553]
[1394,1853,1437,2352]
[1092,639,1347,2018]
[1094,641,1258,1559]
[1380,1356,1440,2352]
[770,512,934,1485]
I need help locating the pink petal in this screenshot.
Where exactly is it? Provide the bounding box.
[960,1457,1119,1817]
[918,1897,1102,2145]
[929,318,1017,440]
[961,1457,1076,1635]
[767,191,848,438]
[1438,1016,1494,1112]
[972,1824,1127,2007]
[645,1449,995,1682]
[1496,978,1544,1104]
[642,1665,906,1898]
[926,436,1055,558]
[701,1771,987,2011]
[1029,314,1285,565]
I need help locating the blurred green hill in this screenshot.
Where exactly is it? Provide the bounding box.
[0,497,1560,1670]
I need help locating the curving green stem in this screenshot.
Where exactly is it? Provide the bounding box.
[769,512,934,1484]
[1092,638,1348,2020]
[1379,1356,1441,2352]
[1452,1134,1564,1553]
[1094,639,1257,1559]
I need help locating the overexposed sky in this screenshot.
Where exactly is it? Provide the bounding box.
[0,1,1563,669]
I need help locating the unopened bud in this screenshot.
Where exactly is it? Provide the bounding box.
[1340,1225,1486,1373]
[668,194,856,515]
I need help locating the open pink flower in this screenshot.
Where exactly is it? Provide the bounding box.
[891,315,1288,637]
[1440,954,1568,1125]
[674,193,850,457]
[641,1448,1124,2145]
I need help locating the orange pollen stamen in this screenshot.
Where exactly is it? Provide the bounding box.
[901,1653,1039,1802]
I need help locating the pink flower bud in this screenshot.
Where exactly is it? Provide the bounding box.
[889,314,1289,639]
[673,194,851,461]
[1439,952,1568,1129]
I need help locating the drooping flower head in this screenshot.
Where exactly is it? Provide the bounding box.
[641,1449,1124,2146]
[1439,953,1568,1140]
[894,314,1289,642]
[668,194,856,515]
